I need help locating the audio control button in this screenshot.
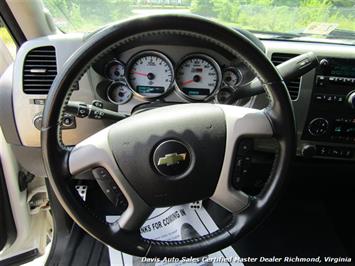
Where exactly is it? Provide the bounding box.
[313,94,345,104]
[308,118,329,136]
[336,96,345,103]
[325,95,333,102]
[317,76,325,87]
[315,145,353,158]
[314,94,324,102]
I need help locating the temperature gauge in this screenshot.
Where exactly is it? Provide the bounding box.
[107,82,132,104]
[105,60,125,81]
[216,87,234,104]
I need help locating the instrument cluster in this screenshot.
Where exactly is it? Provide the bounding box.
[97,50,245,105]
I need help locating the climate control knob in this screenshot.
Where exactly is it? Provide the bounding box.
[347,91,355,109]
[302,145,316,158]
[308,118,329,136]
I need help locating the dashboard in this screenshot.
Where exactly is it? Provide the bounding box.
[1,30,355,178]
[97,52,234,103]
[91,45,254,114]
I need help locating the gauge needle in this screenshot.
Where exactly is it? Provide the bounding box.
[131,71,147,76]
[181,80,194,86]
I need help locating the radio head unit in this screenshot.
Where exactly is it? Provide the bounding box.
[301,57,355,159]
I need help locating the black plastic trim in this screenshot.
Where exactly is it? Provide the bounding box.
[44,178,74,266]
[0,249,39,266]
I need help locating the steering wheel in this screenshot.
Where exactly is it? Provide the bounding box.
[42,15,295,258]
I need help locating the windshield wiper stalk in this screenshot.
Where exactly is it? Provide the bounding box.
[233,52,319,100]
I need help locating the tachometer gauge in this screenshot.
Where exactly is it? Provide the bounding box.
[107,82,132,104]
[223,68,241,87]
[105,60,125,81]
[176,54,221,100]
[127,52,174,98]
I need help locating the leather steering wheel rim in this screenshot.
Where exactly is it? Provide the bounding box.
[41,15,296,258]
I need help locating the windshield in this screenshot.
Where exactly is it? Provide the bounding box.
[43,0,355,43]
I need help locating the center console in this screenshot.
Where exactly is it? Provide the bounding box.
[301,57,355,159]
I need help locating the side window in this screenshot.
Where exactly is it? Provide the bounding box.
[0,16,16,74]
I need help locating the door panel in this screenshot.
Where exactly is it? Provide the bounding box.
[0,124,50,263]
[0,157,16,251]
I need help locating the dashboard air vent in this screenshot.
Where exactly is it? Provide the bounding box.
[23,46,57,94]
[271,53,301,100]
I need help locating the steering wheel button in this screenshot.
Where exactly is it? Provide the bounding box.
[92,167,110,180]
[92,100,104,108]
[237,139,254,156]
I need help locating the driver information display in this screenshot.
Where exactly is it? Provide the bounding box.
[182,87,210,96]
[137,86,165,94]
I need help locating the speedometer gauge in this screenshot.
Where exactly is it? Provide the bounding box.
[176,54,221,100]
[127,52,174,98]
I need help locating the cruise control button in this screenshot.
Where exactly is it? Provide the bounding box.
[237,139,254,156]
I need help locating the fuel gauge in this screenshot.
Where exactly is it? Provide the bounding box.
[105,60,125,81]
[107,82,132,104]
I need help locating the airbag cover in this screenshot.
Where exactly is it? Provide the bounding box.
[108,104,226,206]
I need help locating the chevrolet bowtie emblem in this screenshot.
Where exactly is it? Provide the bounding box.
[157,153,187,166]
